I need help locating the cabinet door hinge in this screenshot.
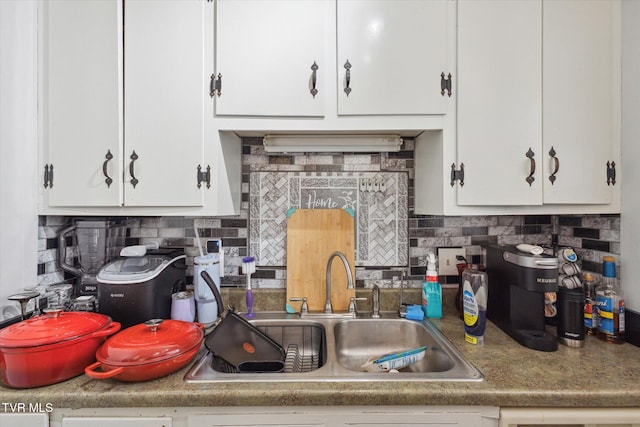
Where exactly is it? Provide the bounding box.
[607,161,616,186]
[450,163,464,187]
[43,164,54,188]
[441,72,452,97]
[197,164,211,189]
[210,73,222,97]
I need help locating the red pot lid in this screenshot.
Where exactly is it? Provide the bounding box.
[96,319,203,366]
[0,309,112,348]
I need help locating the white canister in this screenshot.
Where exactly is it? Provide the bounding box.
[193,254,220,325]
[171,291,196,322]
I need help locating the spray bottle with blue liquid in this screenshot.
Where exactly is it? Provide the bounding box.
[422,252,442,318]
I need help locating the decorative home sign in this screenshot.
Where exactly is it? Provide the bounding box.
[249,172,408,267]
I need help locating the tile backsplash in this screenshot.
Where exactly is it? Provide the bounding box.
[249,171,409,267]
[37,137,621,292]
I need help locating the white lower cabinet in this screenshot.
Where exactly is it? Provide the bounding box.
[187,409,489,427]
[499,407,640,427]
[50,406,499,427]
[0,413,48,427]
[61,418,171,427]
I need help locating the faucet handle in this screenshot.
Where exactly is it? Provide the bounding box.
[289,297,309,315]
[348,297,367,315]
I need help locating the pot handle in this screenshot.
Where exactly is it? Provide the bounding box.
[84,361,124,380]
[89,321,122,339]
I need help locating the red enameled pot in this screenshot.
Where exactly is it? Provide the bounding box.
[85,319,204,382]
[0,309,121,388]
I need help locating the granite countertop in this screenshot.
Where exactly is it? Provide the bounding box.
[1,289,640,409]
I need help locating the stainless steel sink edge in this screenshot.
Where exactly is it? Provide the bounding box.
[184,312,484,383]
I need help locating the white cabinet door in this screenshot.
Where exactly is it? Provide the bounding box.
[43,0,123,207]
[455,0,618,208]
[0,413,48,427]
[542,0,615,205]
[456,0,542,206]
[337,0,447,116]
[62,417,171,427]
[124,0,206,207]
[214,0,326,117]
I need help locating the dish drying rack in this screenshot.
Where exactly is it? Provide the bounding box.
[211,323,324,374]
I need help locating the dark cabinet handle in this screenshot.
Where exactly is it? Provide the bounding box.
[43,164,49,188]
[548,147,559,185]
[343,60,352,96]
[310,61,318,98]
[103,150,113,188]
[525,148,536,186]
[129,151,139,188]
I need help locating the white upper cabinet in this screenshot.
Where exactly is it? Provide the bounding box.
[214,0,326,117]
[124,0,206,207]
[451,0,618,211]
[39,0,238,214]
[213,0,449,119]
[336,0,447,116]
[542,0,615,205]
[415,0,620,215]
[42,0,123,207]
[456,0,542,206]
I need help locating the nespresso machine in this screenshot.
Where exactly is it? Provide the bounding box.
[485,244,559,352]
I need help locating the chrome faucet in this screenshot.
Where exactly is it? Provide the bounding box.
[371,284,381,318]
[325,251,354,314]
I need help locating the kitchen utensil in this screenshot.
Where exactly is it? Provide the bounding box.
[193,253,220,325]
[96,248,186,328]
[0,309,120,388]
[7,291,40,320]
[84,318,204,382]
[286,209,355,312]
[242,256,256,318]
[58,219,130,291]
[200,271,285,370]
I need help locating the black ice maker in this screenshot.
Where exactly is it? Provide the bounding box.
[485,245,559,352]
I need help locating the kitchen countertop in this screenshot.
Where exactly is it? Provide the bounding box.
[1,289,640,409]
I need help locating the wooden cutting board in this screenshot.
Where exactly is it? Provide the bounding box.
[286,209,356,312]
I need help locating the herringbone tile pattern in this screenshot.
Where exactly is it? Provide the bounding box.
[250,172,408,267]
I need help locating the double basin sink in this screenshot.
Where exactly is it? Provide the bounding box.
[184,312,483,383]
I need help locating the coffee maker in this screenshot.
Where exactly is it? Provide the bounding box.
[485,244,559,352]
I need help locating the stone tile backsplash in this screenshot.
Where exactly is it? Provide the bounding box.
[37,137,621,291]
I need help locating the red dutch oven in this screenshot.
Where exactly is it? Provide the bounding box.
[85,318,204,382]
[0,309,121,388]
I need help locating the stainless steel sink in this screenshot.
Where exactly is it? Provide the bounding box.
[184,312,483,383]
[334,318,454,373]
